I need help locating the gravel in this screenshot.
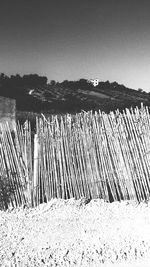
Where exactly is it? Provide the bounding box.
[0,198,150,266]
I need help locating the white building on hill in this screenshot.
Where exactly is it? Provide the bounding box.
[90,78,99,87]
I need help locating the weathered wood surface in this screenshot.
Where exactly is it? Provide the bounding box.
[0,105,150,209]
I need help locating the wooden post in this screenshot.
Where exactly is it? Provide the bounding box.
[33,134,40,206]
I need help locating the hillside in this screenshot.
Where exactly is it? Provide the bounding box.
[0,75,150,116]
[23,80,150,114]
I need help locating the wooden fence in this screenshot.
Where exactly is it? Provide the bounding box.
[1,105,150,209]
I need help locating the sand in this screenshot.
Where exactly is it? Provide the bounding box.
[0,198,150,266]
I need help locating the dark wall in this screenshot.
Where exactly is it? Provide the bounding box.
[0,96,16,129]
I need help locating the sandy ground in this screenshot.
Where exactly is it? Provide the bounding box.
[0,198,150,267]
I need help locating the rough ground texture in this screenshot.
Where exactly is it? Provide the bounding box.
[0,198,150,267]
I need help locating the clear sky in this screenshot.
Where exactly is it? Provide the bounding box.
[0,0,150,91]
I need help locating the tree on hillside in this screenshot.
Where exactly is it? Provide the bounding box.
[50,80,56,86]
[0,73,8,83]
[0,73,48,97]
[10,74,22,86]
[78,79,89,88]
[22,74,47,87]
[138,88,144,93]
